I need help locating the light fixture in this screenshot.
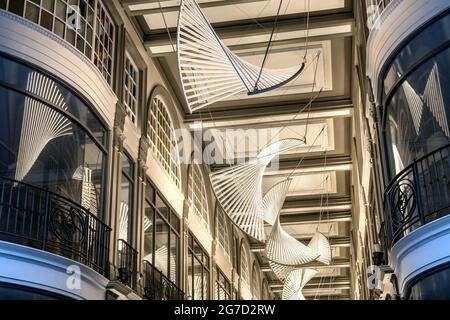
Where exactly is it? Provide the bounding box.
[210,139,304,242]
[177,0,307,112]
[282,269,318,300]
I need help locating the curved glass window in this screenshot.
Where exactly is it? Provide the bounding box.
[251,264,261,300]
[383,13,450,98]
[262,281,271,300]
[240,246,250,285]
[384,48,450,178]
[215,207,231,260]
[147,96,181,189]
[0,0,115,85]
[188,165,209,231]
[408,266,450,300]
[0,56,107,217]
[0,55,106,144]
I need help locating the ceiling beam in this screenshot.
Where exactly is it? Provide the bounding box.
[144,12,353,48]
[279,211,352,225]
[184,98,353,123]
[126,0,270,16]
[251,237,351,252]
[212,155,352,173]
[283,196,351,209]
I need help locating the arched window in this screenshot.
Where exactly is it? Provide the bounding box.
[262,280,270,300]
[251,264,261,300]
[240,245,250,285]
[147,95,181,188]
[188,165,210,230]
[216,207,231,260]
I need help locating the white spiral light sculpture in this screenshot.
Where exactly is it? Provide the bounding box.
[177,0,306,112]
[73,166,98,215]
[262,179,293,226]
[282,268,318,300]
[15,72,72,181]
[210,139,304,242]
[119,202,130,242]
[266,213,319,266]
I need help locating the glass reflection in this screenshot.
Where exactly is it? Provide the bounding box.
[0,86,105,215]
[384,49,450,178]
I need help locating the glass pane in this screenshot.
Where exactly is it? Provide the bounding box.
[40,10,53,31]
[154,214,169,276]
[0,56,106,145]
[170,230,179,285]
[143,203,154,265]
[155,193,169,219]
[193,257,202,300]
[187,252,193,299]
[119,166,133,243]
[203,267,209,299]
[385,48,450,178]
[0,86,105,216]
[25,3,40,23]
[170,211,180,232]
[8,0,25,16]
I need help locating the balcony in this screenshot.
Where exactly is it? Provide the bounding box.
[143,261,184,300]
[0,176,111,277]
[384,144,450,247]
[117,239,138,290]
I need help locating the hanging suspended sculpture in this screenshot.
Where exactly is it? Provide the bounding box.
[402,63,449,138]
[266,212,318,266]
[282,268,317,300]
[177,0,307,112]
[73,166,98,215]
[15,72,72,181]
[261,179,331,278]
[262,178,293,226]
[308,232,332,265]
[210,139,304,242]
[119,202,129,241]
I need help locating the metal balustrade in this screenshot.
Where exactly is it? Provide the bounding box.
[384,144,450,246]
[143,261,184,300]
[117,239,138,289]
[0,176,111,277]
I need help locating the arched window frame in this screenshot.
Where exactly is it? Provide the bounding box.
[240,245,250,286]
[251,263,261,299]
[147,94,181,189]
[215,206,231,261]
[188,164,210,231]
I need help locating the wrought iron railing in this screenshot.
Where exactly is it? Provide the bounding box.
[0,176,111,276]
[117,239,138,289]
[143,261,184,300]
[384,144,450,246]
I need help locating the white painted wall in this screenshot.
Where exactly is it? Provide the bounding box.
[390,215,450,296]
[0,241,108,300]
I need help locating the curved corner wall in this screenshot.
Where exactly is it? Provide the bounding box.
[0,241,109,300]
[0,9,117,127]
[389,215,450,297]
[366,0,450,104]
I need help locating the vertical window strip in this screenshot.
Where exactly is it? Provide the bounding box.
[123,52,139,124]
[147,96,181,189]
[188,165,209,230]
